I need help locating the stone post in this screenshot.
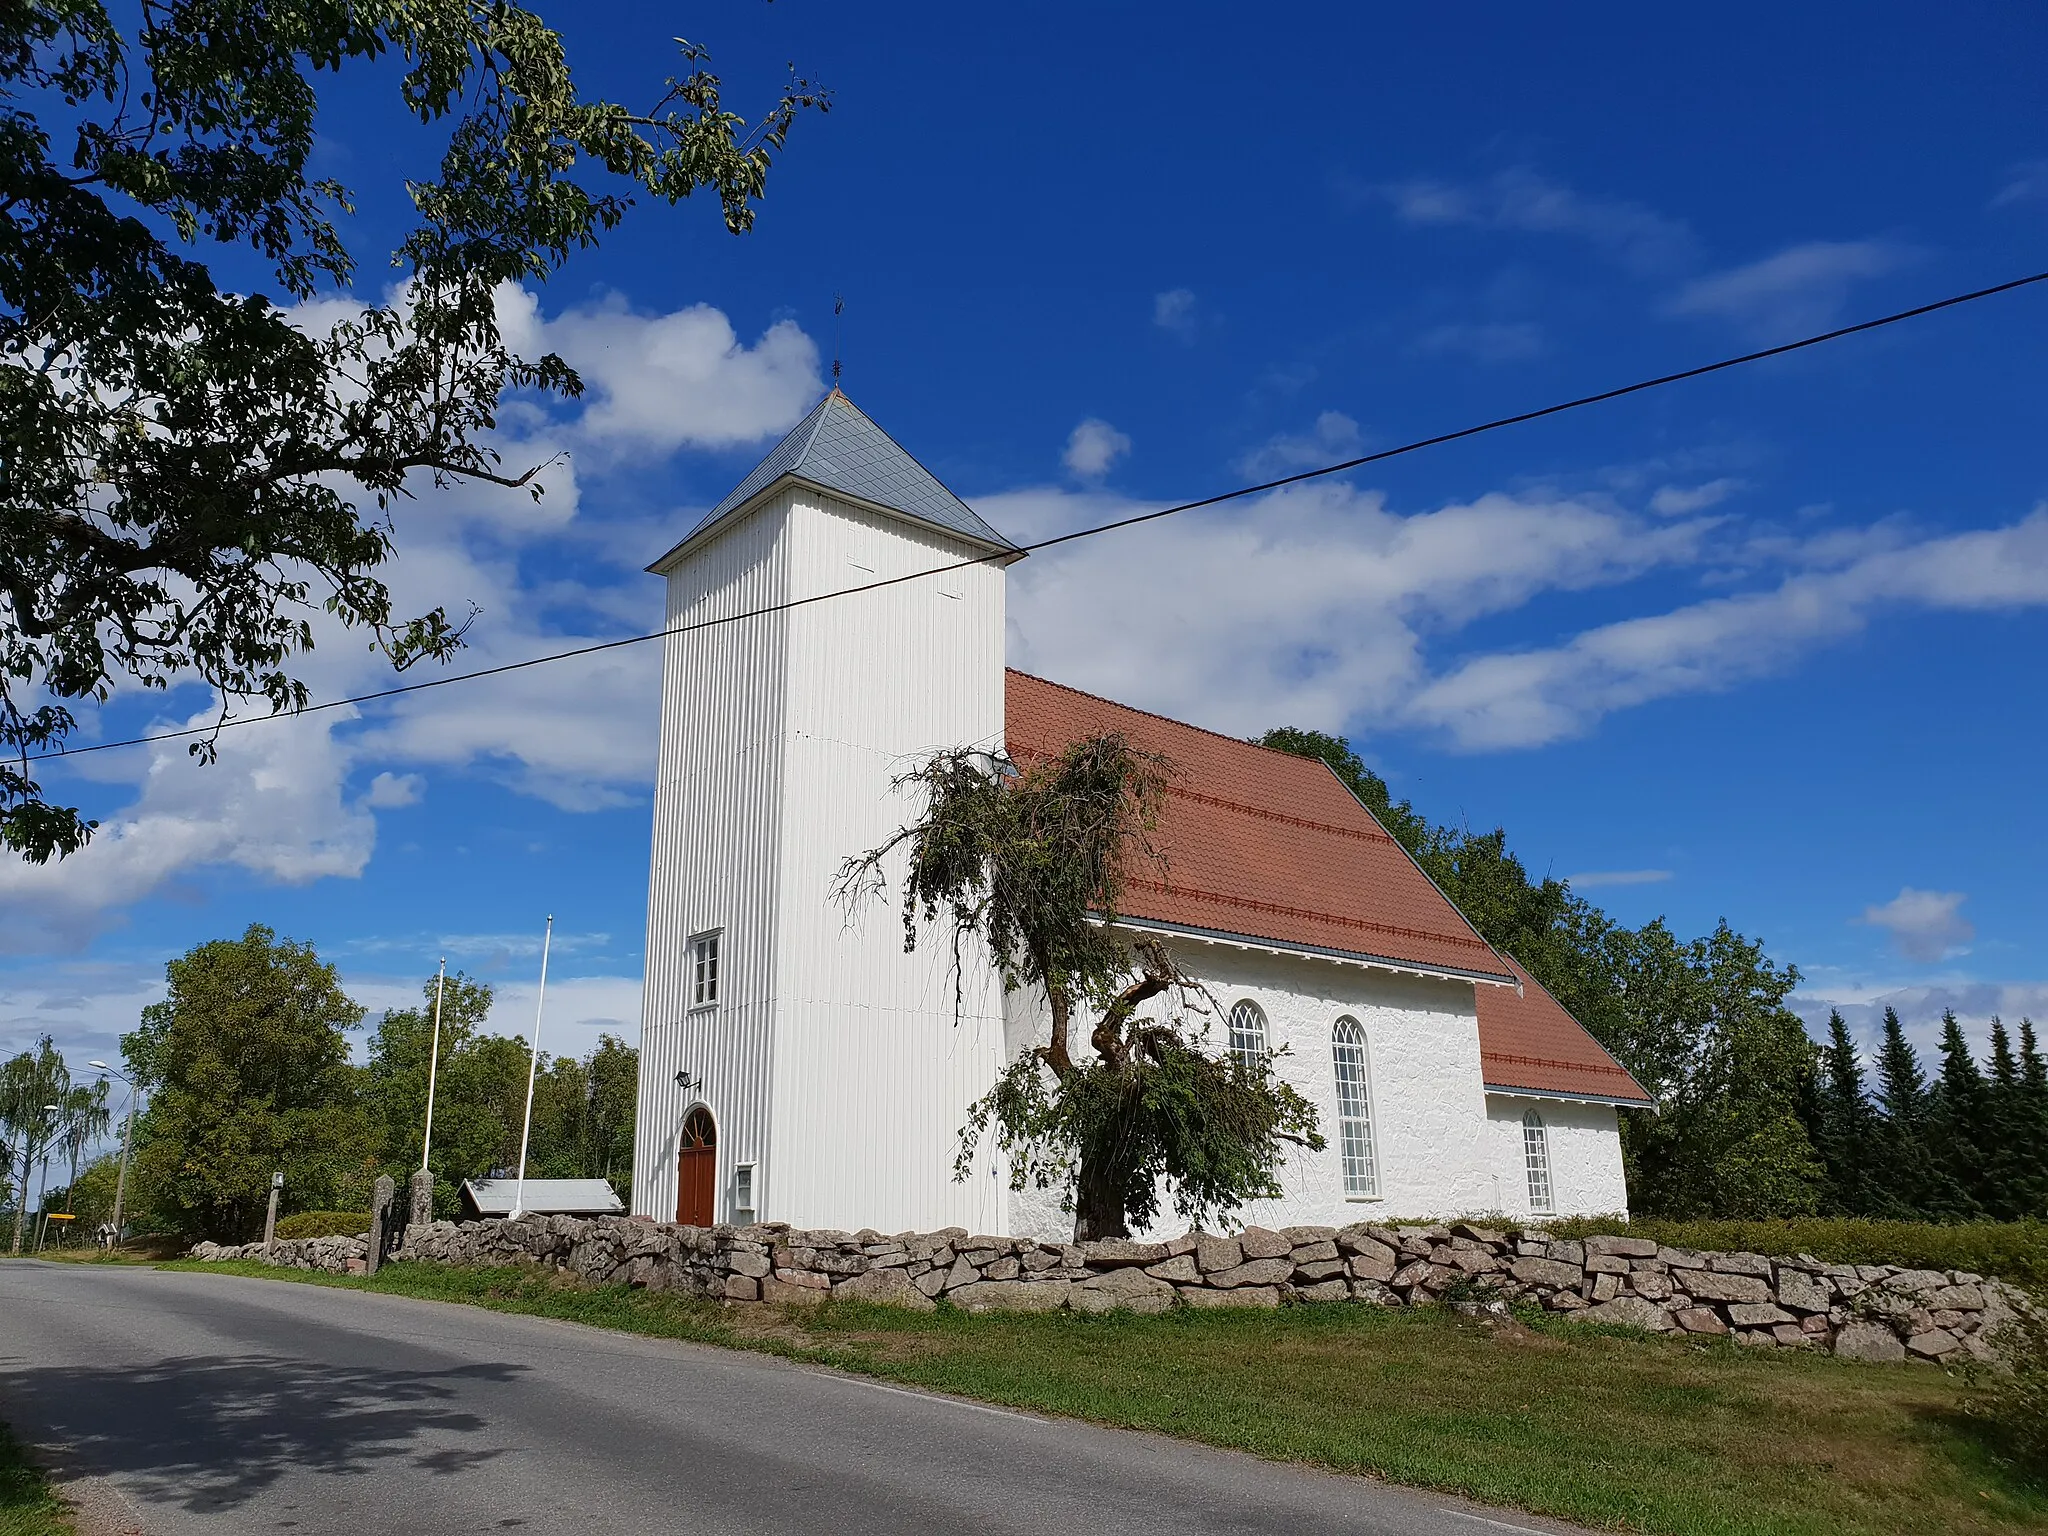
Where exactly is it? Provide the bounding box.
[409,1168,435,1236]
[262,1171,282,1257]
[366,1174,395,1276]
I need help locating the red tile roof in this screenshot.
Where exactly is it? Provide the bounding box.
[1004,670,1652,1107]
[1478,956,1655,1106]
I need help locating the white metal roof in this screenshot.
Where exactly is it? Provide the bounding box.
[459,1178,624,1217]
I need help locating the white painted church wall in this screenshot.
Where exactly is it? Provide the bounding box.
[633,495,797,1227]
[1483,1094,1631,1219]
[1005,938,1508,1241]
[764,491,1010,1234]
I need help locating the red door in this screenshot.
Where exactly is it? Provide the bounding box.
[676,1106,717,1226]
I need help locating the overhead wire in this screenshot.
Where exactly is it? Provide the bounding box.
[29,265,2048,765]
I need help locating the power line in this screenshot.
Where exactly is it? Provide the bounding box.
[32,265,2048,766]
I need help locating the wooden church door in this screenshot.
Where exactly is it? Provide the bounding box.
[675,1106,717,1226]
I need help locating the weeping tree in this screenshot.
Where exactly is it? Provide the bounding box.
[839,733,1322,1243]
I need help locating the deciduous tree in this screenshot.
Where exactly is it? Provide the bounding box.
[2,0,825,861]
[124,923,369,1239]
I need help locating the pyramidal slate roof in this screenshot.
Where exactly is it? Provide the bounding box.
[651,390,1020,570]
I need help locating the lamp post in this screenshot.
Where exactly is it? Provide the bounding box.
[88,1062,138,1249]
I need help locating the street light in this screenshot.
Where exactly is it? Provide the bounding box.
[89,1062,139,1250]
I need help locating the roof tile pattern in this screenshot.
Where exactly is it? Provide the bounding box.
[1004,669,1650,1105]
[1004,671,1510,978]
[1478,956,1655,1105]
[672,390,1019,558]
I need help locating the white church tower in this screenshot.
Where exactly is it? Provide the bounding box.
[632,391,1025,1234]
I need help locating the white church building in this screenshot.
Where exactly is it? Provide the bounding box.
[631,390,1653,1240]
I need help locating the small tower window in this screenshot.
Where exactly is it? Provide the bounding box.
[690,930,722,1009]
[1227,1000,1268,1073]
[1523,1108,1554,1215]
[1331,1018,1378,1198]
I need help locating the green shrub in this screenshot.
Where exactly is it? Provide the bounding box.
[275,1210,370,1240]
[1966,1299,2048,1471]
[1543,1215,2048,1284]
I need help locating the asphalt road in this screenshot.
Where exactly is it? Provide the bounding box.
[0,1260,1588,1536]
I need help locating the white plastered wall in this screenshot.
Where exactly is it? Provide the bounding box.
[1005,935,1504,1240]
[1483,1093,1631,1219]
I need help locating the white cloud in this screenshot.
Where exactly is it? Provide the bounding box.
[996,479,1707,737]
[1061,418,1131,479]
[1991,160,2048,208]
[1792,977,2048,1056]
[1566,869,1673,889]
[1411,322,1544,363]
[1862,887,1975,963]
[1667,239,1912,335]
[1406,505,2048,748]
[1376,169,1696,276]
[1649,479,1742,517]
[362,771,423,809]
[494,287,820,458]
[1153,288,1198,339]
[1237,411,1363,476]
[0,703,377,951]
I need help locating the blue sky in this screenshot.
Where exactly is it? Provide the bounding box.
[5,1,2047,1082]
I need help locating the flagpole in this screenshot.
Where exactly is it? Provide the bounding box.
[421,957,447,1173]
[511,917,553,1219]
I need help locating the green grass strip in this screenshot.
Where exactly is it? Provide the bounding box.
[0,1422,71,1536]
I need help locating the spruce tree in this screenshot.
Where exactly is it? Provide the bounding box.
[1982,1018,2033,1219]
[1926,1010,1988,1220]
[2018,1019,2048,1217]
[1815,1010,1877,1214]
[1872,1007,1938,1217]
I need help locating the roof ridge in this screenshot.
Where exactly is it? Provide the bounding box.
[1002,668,1340,771]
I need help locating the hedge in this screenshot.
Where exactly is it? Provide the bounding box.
[274,1209,371,1241]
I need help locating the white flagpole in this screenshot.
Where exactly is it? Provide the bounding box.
[511,917,553,1219]
[421,958,447,1173]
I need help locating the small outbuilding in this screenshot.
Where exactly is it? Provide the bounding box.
[459,1178,625,1220]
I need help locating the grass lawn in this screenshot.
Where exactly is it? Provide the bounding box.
[0,1423,70,1536]
[167,1258,2047,1535]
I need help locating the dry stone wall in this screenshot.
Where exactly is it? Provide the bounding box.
[190,1215,2023,1363]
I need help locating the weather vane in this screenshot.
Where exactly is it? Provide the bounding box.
[832,292,844,386]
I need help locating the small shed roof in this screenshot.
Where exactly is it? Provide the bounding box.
[459,1178,624,1218]
[649,388,1022,570]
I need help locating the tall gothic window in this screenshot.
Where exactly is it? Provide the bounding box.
[1523,1108,1554,1215]
[1331,1018,1377,1198]
[1226,1000,1268,1073]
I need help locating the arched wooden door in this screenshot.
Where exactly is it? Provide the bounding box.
[675,1106,717,1226]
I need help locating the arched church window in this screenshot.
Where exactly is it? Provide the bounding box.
[1331,1018,1378,1198]
[1227,1000,1268,1073]
[1522,1108,1554,1215]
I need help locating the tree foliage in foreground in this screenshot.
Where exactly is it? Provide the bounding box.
[840,734,1322,1242]
[1,0,824,861]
